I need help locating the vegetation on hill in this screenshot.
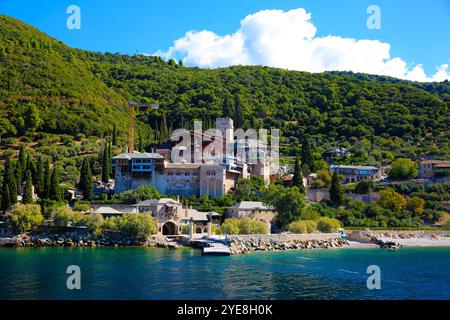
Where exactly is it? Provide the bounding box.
[0,15,449,231]
[0,14,449,160]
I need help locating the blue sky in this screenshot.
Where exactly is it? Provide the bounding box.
[0,0,449,81]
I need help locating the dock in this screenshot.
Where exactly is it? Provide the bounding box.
[202,243,231,256]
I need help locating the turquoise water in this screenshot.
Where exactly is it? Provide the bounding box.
[0,247,449,300]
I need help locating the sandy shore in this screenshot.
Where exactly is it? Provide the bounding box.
[377,237,450,247]
[348,230,450,248]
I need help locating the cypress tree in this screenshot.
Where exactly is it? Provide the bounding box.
[43,159,51,199]
[1,183,11,212]
[301,138,314,173]
[330,172,344,207]
[108,142,113,179]
[101,143,111,183]
[3,159,17,206]
[234,93,245,129]
[14,161,22,193]
[27,157,37,185]
[19,144,27,173]
[22,170,33,204]
[292,157,305,193]
[35,157,45,197]
[112,124,117,146]
[223,95,233,118]
[138,130,144,152]
[79,158,93,200]
[161,112,168,140]
[49,167,62,201]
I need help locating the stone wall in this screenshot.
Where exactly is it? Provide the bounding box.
[307,189,380,204]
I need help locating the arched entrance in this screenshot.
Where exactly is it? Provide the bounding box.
[162,221,178,236]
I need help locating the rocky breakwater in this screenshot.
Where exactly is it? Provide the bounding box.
[228,234,349,255]
[1,230,154,248]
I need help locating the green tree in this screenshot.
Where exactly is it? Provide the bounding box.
[264,185,306,228]
[18,144,27,172]
[220,218,241,235]
[82,213,105,236]
[377,189,407,212]
[35,157,45,197]
[288,220,317,234]
[27,157,36,186]
[1,183,11,212]
[238,217,268,234]
[24,103,42,132]
[112,124,117,146]
[301,139,314,173]
[43,159,51,199]
[312,169,332,189]
[292,157,304,192]
[223,95,233,118]
[234,176,265,201]
[317,217,341,233]
[406,196,425,216]
[138,130,144,152]
[388,158,418,180]
[5,204,44,232]
[50,205,76,227]
[79,158,93,200]
[288,220,307,234]
[115,213,157,238]
[330,172,344,207]
[49,167,62,201]
[14,160,22,193]
[115,185,161,203]
[233,93,245,128]
[101,143,111,183]
[22,170,34,204]
[0,118,16,144]
[2,158,17,208]
[355,180,375,194]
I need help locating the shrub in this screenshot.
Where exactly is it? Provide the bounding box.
[377,189,407,212]
[51,206,74,227]
[317,217,341,233]
[304,220,317,233]
[220,218,241,235]
[115,213,157,238]
[82,213,104,236]
[300,206,321,221]
[288,220,317,234]
[115,186,161,203]
[5,204,44,232]
[73,202,90,212]
[237,217,268,234]
[288,220,307,234]
[181,224,190,235]
[388,158,418,180]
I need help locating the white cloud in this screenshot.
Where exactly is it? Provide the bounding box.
[156,8,449,82]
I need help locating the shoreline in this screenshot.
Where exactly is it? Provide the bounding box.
[1,230,450,253]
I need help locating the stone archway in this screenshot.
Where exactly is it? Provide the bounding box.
[162,221,178,236]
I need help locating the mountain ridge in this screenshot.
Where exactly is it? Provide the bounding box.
[0,14,449,158]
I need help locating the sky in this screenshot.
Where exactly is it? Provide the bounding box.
[0,0,449,81]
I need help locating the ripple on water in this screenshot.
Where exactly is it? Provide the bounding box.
[0,247,449,299]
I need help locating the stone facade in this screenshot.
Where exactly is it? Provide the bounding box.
[113,117,272,197]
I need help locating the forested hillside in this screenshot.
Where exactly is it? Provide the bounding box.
[1,14,449,159]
